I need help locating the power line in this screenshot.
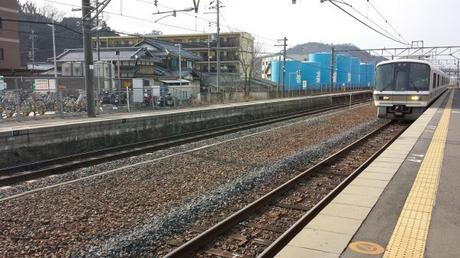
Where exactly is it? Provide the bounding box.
[367,0,409,44]
[344,2,409,45]
[0,27,81,40]
[45,0,278,57]
[323,0,408,46]
[45,0,278,49]
[2,18,82,35]
[45,0,199,33]
[145,1,279,44]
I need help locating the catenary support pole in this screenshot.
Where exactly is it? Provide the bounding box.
[330,46,335,93]
[82,0,96,117]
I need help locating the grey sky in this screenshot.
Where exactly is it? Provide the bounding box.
[26,0,460,52]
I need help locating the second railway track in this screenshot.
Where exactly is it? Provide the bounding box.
[0,99,370,186]
[162,120,408,258]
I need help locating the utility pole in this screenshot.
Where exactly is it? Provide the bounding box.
[457,61,459,87]
[278,54,281,88]
[208,35,211,73]
[216,0,221,93]
[175,43,182,86]
[82,0,96,117]
[50,24,57,79]
[49,22,63,114]
[330,46,335,93]
[96,0,101,93]
[29,30,36,74]
[96,0,101,62]
[207,1,223,93]
[276,37,288,97]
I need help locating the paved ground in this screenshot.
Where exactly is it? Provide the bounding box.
[425,88,460,258]
[340,93,446,258]
[276,88,460,258]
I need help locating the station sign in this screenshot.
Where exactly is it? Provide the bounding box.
[0,75,5,90]
[34,79,57,93]
[295,70,301,84]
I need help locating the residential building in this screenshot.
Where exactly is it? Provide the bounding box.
[54,39,200,90]
[260,54,283,80]
[94,32,255,76]
[0,0,21,72]
[134,38,201,78]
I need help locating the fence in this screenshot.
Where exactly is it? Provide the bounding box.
[0,76,373,121]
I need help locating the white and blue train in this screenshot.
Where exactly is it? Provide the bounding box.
[373,59,449,120]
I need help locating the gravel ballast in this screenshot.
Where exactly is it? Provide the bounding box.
[0,105,379,257]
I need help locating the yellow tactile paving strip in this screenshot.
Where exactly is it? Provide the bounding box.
[383,91,453,258]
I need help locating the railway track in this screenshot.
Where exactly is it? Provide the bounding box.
[0,98,370,186]
[163,120,408,258]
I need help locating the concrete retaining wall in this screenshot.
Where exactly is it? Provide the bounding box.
[0,91,371,168]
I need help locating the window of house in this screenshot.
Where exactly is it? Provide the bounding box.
[0,48,4,61]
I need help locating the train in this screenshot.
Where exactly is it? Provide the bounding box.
[373,59,449,120]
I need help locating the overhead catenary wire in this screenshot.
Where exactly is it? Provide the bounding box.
[1,18,82,35]
[324,0,409,46]
[45,0,201,33]
[45,0,279,50]
[153,1,278,45]
[0,27,82,40]
[367,0,409,44]
[344,2,409,45]
[137,0,278,44]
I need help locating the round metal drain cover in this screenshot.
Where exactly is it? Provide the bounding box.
[348,241,385,255]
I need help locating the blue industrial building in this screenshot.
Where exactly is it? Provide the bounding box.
[271,60,303,89]
[336,54,352,89]
[300,61,321,90]
[359,63,376,88]
[351,57,361,87]
[308,52,336,87]
[270,52,374,91]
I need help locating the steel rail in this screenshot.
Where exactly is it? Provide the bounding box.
[164,120,404,258]
[0,98,370,186]
[258,122,404,257]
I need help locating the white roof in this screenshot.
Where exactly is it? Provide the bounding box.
[376,58,433,67]
[376,58,444,75]
[160,79,190,84]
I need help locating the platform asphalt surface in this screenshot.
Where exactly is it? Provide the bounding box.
[341,89,460,258]
[425,88,460,258]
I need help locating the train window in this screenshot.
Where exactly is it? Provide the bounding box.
[433,73,437,88]
[375,62,430,91]
[437,74,440,87]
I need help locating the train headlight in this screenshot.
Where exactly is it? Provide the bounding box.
[380,96,390,100]
[410,96,421,101]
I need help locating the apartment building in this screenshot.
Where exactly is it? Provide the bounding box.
[0,0,21,71]
[95,32,254,76]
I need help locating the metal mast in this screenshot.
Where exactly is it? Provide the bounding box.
[82,0,96,117]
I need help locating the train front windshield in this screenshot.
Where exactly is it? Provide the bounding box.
[375,62,431,91]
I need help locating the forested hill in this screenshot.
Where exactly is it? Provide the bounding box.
[17,0,118,65]
[286,42,385,63]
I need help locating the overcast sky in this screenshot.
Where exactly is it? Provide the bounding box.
[24,0,460,52]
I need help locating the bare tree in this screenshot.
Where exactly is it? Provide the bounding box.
[40,4,64,22]
[238,41,263,97]
[19,1,64,22]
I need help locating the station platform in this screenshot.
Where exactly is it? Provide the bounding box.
[0,91,371,169]
[276,88,460,258]
[0,96,317,133]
